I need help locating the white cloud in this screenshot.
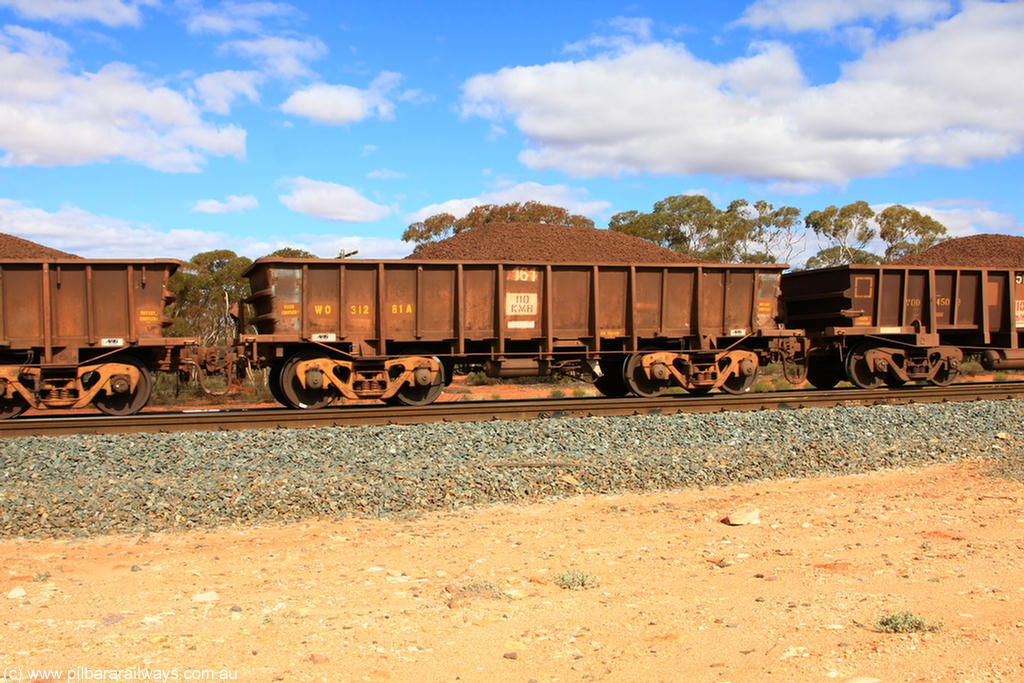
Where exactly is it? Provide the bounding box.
[221,36,327,79]
[190,194,258,214]
[908,199,1024,238]
[406,181,610,224]
[737,0,952,32]
[243,234,410,259]
[367,168,406,180]
[461,3,1024,187]
[193,70,262,114]
[0,198,411,260]
[281,72,402,125]
[0,199,226,259]
[186,1,298,34]
[278,177,391,222]
[0,0,157,27]
[0,26,246,172]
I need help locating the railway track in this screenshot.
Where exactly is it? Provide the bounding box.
[3,380,1023,438]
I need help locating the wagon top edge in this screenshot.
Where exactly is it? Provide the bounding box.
[0,258,184,267]
[784,263,1024,277]
[245,257,790,275]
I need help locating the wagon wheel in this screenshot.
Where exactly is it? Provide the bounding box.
[0,394,29,420]
[805,356,844,390]
[884,376,907,388]
[593,355,629,397]
[267,362,289,407]
[721,359,759,395]
[929,362,959,387]
[280,351,335,409]
[844,343,883,389]
[94,358,153,416]
[385,355,445,406]
[624,353,670,398]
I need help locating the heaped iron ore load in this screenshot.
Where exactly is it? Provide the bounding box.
[240,257,800,407]
[0,259,194,417]
[781,262,1024,389]
[891,233,1024,268]
[408,222,702,263]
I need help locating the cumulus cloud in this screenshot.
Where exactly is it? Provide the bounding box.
[737,0,952,32]
[243,234,410,259]
[405,181,610,224]
[221,35,327,79]
[460,2,1024,187]
[281,72,403,125]
[0,26,246,172]
[908,199,1024,238]
[186,0,298,34]
[193,70,262,114]
[0,199,226,259]
[0,0,157,27]
[190,194,258,214]
[278,177,391,222]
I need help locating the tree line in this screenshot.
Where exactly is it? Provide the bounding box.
[171,197,947,344]
[404,197,948,267]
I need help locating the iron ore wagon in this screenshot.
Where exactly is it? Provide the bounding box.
[780,264,1024,389]
[239,257,802,408]
[0,259,193,418]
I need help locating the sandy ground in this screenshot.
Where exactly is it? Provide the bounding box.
[2,460,1023,683]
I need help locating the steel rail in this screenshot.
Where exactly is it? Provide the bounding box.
[2,380,1023,439]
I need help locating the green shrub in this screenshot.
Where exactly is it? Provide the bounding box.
[555,569,598,591]
[874,611,942,633]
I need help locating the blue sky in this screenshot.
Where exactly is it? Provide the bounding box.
[0,0,1022,263]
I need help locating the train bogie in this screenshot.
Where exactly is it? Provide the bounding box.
[241,258,799,407]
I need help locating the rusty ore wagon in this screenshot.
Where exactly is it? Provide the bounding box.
[239,258,802,408]
[780,264,1024,389]
[0,259,193,418]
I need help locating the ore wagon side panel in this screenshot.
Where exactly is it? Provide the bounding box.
[550,266,590,339]
[1,264,44,347]
[462,265,495,337]
[597,268,628,339]
[780,264,1024,347]
[1,260,180,355]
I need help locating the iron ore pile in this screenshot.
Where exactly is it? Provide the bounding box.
[1,400,1022,538]
[408,222,699,262]
[0,232,79,259]
[893,233,1024,267]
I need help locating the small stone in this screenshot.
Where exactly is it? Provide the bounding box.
[102,614,125,626]
[192,591,220,603]
[131,565,142,572]
[230,605,243,612]
[723,505,760,526]
[307,654,329,664]
[995,432,1012,441]
[503,651,519,660]
[6,587,26,600]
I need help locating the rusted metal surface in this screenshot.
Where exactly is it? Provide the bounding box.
[244,259,791,355]
[242,258,801,405]
[3,381,1022,438]
[781,264,1024,388]
[781,264,1024,346]
[0,259,189,416]
[0,259,181,357]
